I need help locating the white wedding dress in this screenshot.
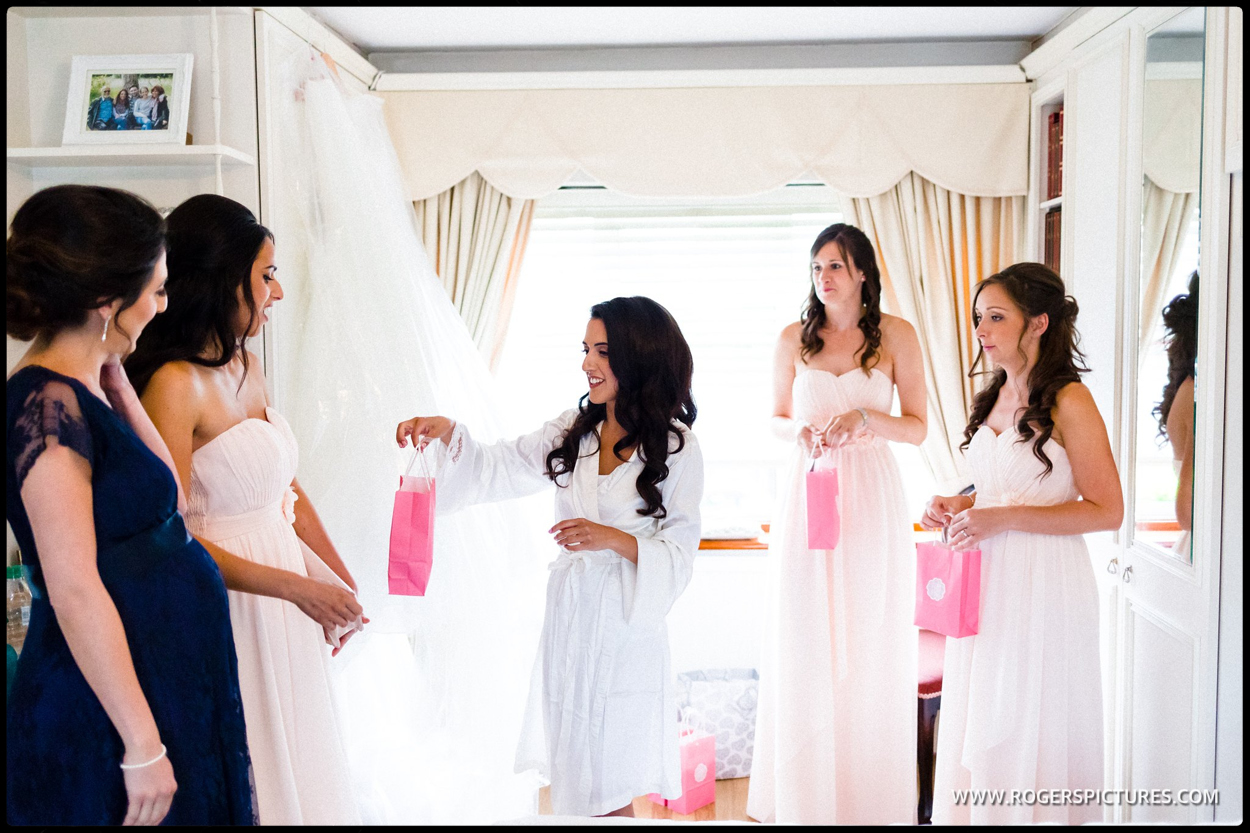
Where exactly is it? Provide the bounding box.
[747,368,917,824]
[184,406,360,825]
[931,425,1103,824]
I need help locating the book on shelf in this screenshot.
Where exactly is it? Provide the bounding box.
[1046,108,1066,200]
[1043,207,1062,272]
[1055,106,1064,198]
[1047,113,1056,199]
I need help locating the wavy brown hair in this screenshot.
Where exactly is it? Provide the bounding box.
[960,262,1090,477]
[1153,271,1199,442]
[544,296,696,519]
[799,222,883,372]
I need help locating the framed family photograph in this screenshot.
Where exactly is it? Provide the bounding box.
[61,53,194,146]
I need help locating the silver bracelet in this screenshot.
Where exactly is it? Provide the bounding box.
[855,407,869,427]
[120,744,167,770]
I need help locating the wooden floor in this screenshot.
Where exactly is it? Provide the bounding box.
[539,778,757,822]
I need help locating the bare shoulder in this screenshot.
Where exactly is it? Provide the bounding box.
[879,313,918,343]
[778,320,804,346]
[1054,380,1097,410]
[145,360,207,411]
[1052,381,1104,439]
[1174,375,1196,406]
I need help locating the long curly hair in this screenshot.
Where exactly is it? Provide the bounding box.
[961,262,1090,477]
[1153,270,1199,441]
[799,222,884,372]
[126,194,273,396]
[544,296,696,519]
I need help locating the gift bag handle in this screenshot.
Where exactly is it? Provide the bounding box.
[404,441,436,489]
[807,414,837,472]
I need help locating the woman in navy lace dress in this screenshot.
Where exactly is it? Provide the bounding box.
[5,185,253,825]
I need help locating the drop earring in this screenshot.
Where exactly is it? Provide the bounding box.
[101,314,111,343]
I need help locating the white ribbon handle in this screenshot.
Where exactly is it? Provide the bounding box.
[404,441,435,490]
[807,414,837,471]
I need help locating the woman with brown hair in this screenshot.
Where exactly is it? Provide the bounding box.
[923,262,1122,824]
[748,222,927,824]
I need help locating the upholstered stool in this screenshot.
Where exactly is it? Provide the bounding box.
[917,628,945,824]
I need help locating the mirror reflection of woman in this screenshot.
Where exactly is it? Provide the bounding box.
[921,263,1123,824]
[1153,271,1198,556]
[125,195,363,825]
[395,296,703,819]
[748,223,927,824]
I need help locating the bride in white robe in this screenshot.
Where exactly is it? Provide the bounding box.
[396,298,704,817]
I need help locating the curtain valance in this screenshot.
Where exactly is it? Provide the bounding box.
[382,83,1030,200]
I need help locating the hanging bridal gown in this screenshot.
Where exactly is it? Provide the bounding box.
[747,368,917,824]
[435,409,705,816]
[184,406,361,825]
[932,425,1103,825]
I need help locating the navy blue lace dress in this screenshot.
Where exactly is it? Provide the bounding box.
[5,366,254,825]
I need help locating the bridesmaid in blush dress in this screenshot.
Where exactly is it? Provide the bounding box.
[126,195,364,825]
[922,263,1122,824]
[747,223,927,825]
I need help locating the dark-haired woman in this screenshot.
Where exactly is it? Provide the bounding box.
[6,184,252,824]
[747,223,926,824]
[151,85,169,130]
[395,296,703,818]
[1154,271,1198,557]
[922,263,1122,824]
[126,194,362,825]
[111,87,135,130]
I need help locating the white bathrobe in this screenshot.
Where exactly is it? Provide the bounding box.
[437,409,704,816]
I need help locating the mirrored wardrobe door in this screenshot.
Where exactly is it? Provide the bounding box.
[1133,5,1206,563]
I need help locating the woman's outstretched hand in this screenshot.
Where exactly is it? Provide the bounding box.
[396,416,456,449]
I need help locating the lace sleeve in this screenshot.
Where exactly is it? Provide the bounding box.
[12,379,94,490]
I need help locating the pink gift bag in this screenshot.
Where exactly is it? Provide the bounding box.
[388,445,436,596]
[649,719,716,815]
[805,441,841,550]
[913,528,981,638]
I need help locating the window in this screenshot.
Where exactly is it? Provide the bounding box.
[495,184,936,537]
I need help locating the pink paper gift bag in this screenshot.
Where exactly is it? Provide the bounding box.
[388,446,436,596]
[913,530,981,638]
[649,720,717,815]
[806,451,841,550]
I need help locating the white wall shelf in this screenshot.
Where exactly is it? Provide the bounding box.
[6,144,256,168]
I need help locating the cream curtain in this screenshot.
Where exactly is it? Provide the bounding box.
[841,173,1025,492]
[1138,176,1199,362]
[383,84,1030,200]
[413,172,536,369]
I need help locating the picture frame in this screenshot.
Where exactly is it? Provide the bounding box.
[61,53,194,146]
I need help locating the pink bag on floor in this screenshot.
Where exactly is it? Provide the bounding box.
[388,445,436,596]
[914,527,981,638]
[805,437,841,549]
[648,715,717,815]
